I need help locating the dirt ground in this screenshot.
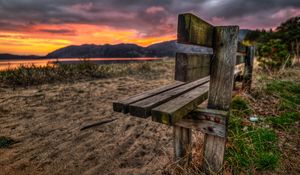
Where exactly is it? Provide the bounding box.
[0,69,178,175]
[1,62,300,175]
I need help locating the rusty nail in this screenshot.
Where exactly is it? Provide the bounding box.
[214,117,221,123]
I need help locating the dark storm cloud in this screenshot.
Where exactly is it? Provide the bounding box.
[0,0,299,36]
[201,0,300,18]
[38,29,76,35]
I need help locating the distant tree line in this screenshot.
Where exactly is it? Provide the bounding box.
[244,16,300,72]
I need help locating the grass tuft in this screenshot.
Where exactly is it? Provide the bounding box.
[231,96,253,115]
[265,80,300,111]
[267,112,300,129]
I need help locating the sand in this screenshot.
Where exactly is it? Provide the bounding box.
[0,73,178,175]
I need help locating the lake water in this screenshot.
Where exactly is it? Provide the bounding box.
[0,57,161,71]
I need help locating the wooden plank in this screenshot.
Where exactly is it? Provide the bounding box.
[152,83,209,125]
[191,108,228,124]
[113,81,185,113]
[176,108,228,138]
[175,53,211,82]
[175,119,225,138]
[115,66,240,115]
[242,46,255,91]
[204,26,239,174]
[173,125,192,166]
[178,13,214,47]
[129,76,210,118]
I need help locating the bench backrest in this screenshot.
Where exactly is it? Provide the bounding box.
[174,13,247,83]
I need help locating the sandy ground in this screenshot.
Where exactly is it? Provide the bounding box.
[1,62,299,175]
[0,70,178,175]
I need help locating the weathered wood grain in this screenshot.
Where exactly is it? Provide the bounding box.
[204,26,239,174]
[178,13,214,47]
[175,119,225,138]
[173,125,192,165]
[151,83,209,125]
[129,76,210,117]
[175,108,228,137]
[191,108,228,125]
[173,53,211,166]
[175,53,211,82]
[242,46,255,91]
[113,81,185,113]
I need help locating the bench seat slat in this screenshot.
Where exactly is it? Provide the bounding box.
[113,81,185,113]
[129,76,210,118]
[151,83,209,125]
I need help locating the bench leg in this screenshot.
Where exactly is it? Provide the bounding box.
[203,134,226,174]
[173,125,192,166]
[242,46,255,92]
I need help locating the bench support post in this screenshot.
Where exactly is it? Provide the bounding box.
[203,26,239,174]
[242,46,255,92]
[173,51,212,166]
[173,125,192,166]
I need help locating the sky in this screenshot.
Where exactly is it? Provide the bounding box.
[0,0,300,55]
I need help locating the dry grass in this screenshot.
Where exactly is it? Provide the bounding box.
[0,60,174,87]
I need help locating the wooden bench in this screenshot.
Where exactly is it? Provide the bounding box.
[113,13,254,174]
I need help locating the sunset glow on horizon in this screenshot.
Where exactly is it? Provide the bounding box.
[0,0,299,55]
[0,24,176,56]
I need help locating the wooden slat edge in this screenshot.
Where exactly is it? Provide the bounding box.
[178,13,214,47]
[151,83,209,125]
[113,81,185,113]
[129,76,210,118]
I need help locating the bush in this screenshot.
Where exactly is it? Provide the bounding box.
[258,39,291,71]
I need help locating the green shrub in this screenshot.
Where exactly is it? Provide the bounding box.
[257,39,291,71]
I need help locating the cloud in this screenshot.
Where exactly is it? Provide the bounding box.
[38,29,76,35]
[0,0,299,38]
[146,6,166,14]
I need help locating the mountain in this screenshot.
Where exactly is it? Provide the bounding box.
[47,30,247,58]
[0,54,40,60]
[46,40,213,58]
[1,30,248,59]
[47,43,146,58]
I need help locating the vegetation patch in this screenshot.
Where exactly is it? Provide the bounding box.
[226,97,280,173]
[0,136,16,148]
[0,60,172,87]
[267,112,300,130]
[231,96,253,115]
[265,80,300,111]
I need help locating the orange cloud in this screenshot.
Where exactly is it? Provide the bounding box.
[0,24,175,55]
